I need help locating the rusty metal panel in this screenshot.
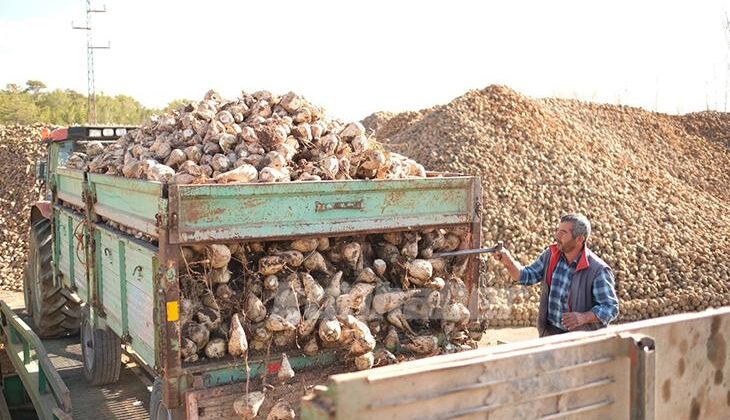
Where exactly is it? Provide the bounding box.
[608,307,730,420]
[169,176,478,243]
[88,173,162,236]
[303,335,634,420]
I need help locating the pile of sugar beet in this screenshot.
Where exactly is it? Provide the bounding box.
[364,85,730,327]
[62,90,482,372]
[0,124,46,291]
[179,228,476,368]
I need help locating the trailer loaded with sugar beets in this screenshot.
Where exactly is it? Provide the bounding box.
[4,123,485,418]
[2,92,727,420]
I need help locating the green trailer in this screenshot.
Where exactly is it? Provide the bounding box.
[19,126,483,418]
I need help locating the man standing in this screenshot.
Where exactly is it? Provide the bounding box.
[494,213,619,337]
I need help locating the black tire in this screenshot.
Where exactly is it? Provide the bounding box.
[23,264,33,318]
[150,378,183,420]
[80,308,122,386]
[24,218,81,338]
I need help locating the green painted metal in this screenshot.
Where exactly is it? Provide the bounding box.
[54,168,84,208]
[96,227,123,335]
[45,164,480,408]
[92,228,103,322]
[89,223,158,366]
[67,215,74,290]
[122,238,157,367]
[119,239,128,337]
[0,302,72,419]
[169,176,477,243]
[52,206,90,301]
[88,173,162,236]
[54,210,85,292]
[199,351,337,388]
[2,375,29,407]
[73,214,89,302]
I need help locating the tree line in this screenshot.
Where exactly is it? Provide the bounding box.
[0,80,190,126]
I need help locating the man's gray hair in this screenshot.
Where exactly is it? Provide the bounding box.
[560,213,591,240]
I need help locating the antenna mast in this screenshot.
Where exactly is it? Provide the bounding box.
[73,1,109,124]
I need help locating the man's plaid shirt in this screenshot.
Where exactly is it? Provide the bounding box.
[519,248,619,331]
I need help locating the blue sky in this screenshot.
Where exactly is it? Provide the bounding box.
[1,0,729,121]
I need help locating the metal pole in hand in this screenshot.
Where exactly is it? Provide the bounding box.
[432,241,504,258]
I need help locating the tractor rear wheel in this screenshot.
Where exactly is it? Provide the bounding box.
[24,218,81,337]
[23,266,33,317]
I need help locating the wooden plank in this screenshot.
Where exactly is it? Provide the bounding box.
[185,383,242,419]
[607,308,730,420]
[303,308,730,420]
[305,335,632,420]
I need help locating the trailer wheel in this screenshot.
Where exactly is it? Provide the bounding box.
[150,378,183,420]
[24,218,81,337]
[80,308,121,386]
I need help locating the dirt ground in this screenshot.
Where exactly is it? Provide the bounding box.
[0,290,24,310]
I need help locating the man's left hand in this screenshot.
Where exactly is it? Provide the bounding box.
[562,312,586,331]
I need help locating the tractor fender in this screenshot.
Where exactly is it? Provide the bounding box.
[30,201,52,224]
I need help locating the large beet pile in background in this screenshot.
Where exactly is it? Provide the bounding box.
[364,85,730,326]
[2,87,730,328]
[0,124,45,291]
